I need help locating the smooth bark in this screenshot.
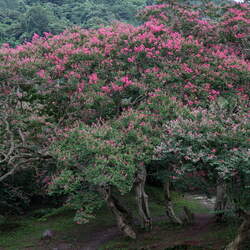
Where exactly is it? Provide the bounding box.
[163,179,183,225]
[214,181,228,222]
[135,166,152,230]
[183,206,194,224]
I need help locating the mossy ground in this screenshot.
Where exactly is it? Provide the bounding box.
[0,205,116,250]
[0,187,237,250]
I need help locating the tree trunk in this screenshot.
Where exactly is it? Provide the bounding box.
[214,181,228,222]
[100,185,136,239]
[135,165,152,230]
[163,179,183,225]
[183,206,194,224]
[224,210,250,250]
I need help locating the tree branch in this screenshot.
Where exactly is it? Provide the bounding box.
[0,157,40,182]
[0,119,15,164]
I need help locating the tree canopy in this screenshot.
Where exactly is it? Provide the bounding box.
[0,0,249,247]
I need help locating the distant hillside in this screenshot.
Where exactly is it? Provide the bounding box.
[0,0,154,46]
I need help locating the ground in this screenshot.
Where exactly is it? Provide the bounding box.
[0,188,238,250]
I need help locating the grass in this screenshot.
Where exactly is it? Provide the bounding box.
[203,221,238,242]
[0,186,165,249]
[172,192,210,214]
[0,212,75,250]
[0,187,237,250]
[0,206,115,250]
[100,189,214,250]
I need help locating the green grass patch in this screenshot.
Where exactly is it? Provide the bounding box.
[0,212,75,249]
[0,205,115,250]
[203,221,238,242]
[172,192,210,214]
[0,187,236,250]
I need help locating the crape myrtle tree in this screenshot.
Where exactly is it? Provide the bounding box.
[138,0,250,224]
[0,0,249,241]
[155,103,250,215]
[50,108,161,237]
[0,76,55,213]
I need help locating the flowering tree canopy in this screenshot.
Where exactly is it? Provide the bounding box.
[0,0,249,240]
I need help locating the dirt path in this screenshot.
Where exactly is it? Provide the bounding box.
[34,194,216,250]
[81,194,216,250]
[82,226,122,250]
[176,194,217,248]
[185,194,216,210]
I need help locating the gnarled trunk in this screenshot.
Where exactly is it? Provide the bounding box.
[163,179,183,225]
[100,185,136,239]
[135,166,152,230]
[183,206,194,224]
[225,210,250,250]
[214,181,228,222]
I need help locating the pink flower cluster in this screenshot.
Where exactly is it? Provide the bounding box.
[0,1,249,107]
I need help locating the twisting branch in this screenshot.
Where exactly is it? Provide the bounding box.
[0,157,40,182]
[0,118,15,164]
[18,128,25,144]
[0,111,53,182]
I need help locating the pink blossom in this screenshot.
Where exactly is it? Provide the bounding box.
[187,100,194,105]
[1,43,10,48]
[88,73,98,84]
[101,86,111,93]
[235,33,246,38]
[120,76,133,87]
[128,56,136,63]
[43,32,52,38]
[111,83,123,92]
[182,64,193,73]
[208,95,217,101]
[36,70,46,79]
[184,82,196,89]
[210,89,220,95]
[134,44,145,53]
[77,81,85,92]
[32,33,40,41]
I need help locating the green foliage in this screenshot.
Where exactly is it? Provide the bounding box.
[0,0,152,46]
[0,211,77,249]
[0,101,56,214]
[21,6,49,38]
[0,0,19,10]
[0,0,249,233]
[156,105,250,208]
[49,108,161,223]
